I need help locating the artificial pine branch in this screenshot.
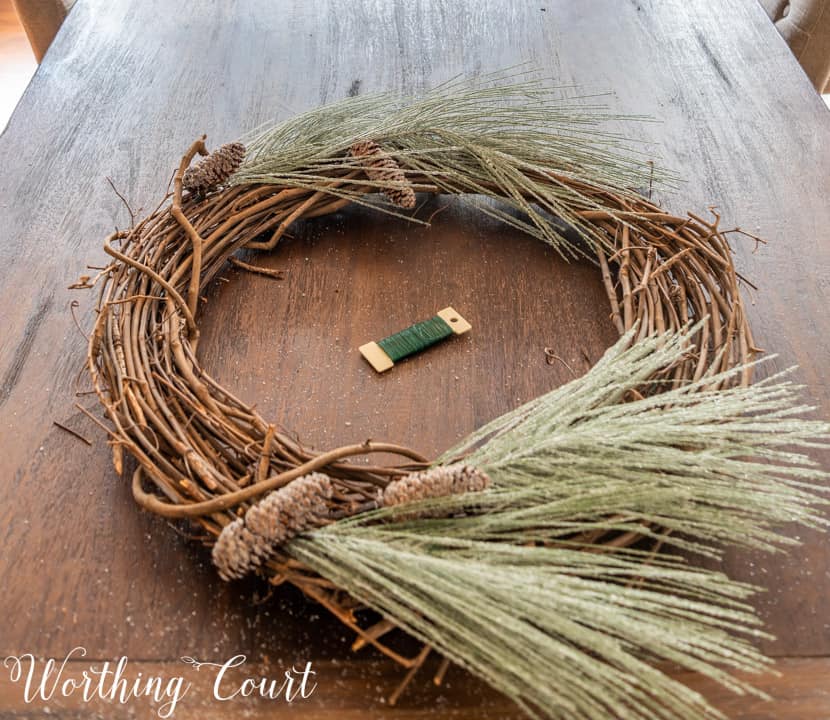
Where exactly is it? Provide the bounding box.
[232,70,667,258]
[287,328,829,720]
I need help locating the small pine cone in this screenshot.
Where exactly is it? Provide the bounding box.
[183,142,246,195]
[211,518,271,581]
[383,463,491,507]
[245,472,333,543]
[349,140,416,209]
[212,473,333,582]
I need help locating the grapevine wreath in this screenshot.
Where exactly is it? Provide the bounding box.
[81,77,829,719]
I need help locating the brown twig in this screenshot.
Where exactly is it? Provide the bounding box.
[229,256,286,279]
[68,300,88,341]
[543,348,575,376]
[53,421,92,446]
[106,176,136,228]
[389,644,431,706]
[171,135,209,324]
[433,657,451,686]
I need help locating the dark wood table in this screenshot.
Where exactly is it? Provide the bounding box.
[1,0,829,717]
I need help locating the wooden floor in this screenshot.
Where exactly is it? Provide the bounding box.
[0,0,36,131]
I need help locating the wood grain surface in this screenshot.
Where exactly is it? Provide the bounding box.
[1,658,828,719]
[1,0,829,717]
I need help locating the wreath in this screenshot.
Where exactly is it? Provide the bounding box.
[81,76,828,719]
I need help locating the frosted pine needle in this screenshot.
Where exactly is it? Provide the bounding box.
[287,328,829,720]
[233,71,666,258]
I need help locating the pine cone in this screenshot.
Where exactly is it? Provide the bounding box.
[212,473,333,581]
[183,142,246,195]
[349,140,416,209]
[383,463,491,507]
[245,472,333,543]
[211,518,272,581]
